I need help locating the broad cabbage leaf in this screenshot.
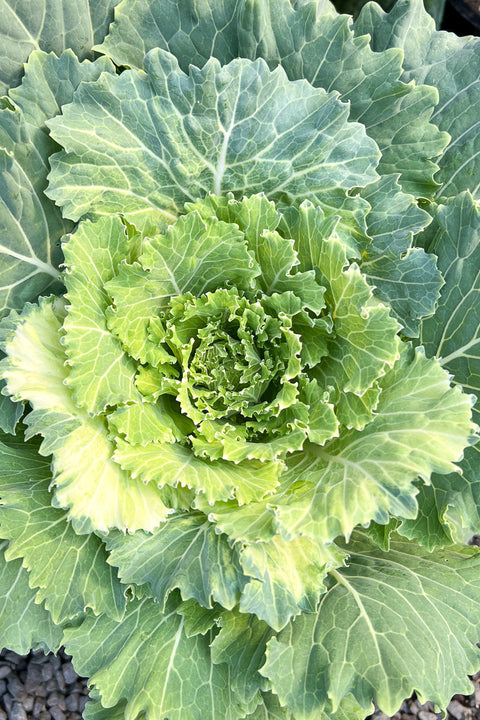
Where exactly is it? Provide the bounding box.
[0,1,479,719]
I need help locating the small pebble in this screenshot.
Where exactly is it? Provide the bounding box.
[55,668,66,692]
[22,696,34,713]
[78,694,89,713]
[32,698,46,718]
[0,710,6,720]
[3,652,22,664]
[62,661,77,686]
[47,691,66,710]
[30,653,48,665]
[65,693,79,712]
[0,679,6,695]
[34,682,47,698]
[0,666,11,679]
[25,663,43,694]
[40,662,53,682]
[447,699,466,720]
[49,706,66,720]
[45,678,57,692]
[7,675,26,700]
[9,702,27,720]
[418,712,440,720]
[3,695,13,715]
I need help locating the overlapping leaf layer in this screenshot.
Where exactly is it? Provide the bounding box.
[0,1,479,719]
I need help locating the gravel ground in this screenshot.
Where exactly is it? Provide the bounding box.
[0,648,89,720]
[367,674,480,720]
[0,647,479,720]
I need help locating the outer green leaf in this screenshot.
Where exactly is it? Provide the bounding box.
[0,0,120,94]
[105,512,247,611]
[0,106,64,316]
[419,192,480,424]
[359,175,441,336]
[238,0,449,198]
[340,0,446,24]
[431,445,480,544]
[0,297,171,533]
[95,0,243,70]
[176,598,224,637]
[362,176,431,255]
[9,49,116,145]
[62,217,139,414]
[0,435,126,624]
[114,439,280,505]
[96,0,447,198]
[246,692,293,720]
[275,343,476,544]
[82,691,127,720]
[278,201,348,269]
[46,50,379,226]
[261,534,480,717]
[0,378,23,433]
[363,518,400,552]
[0,541,63,654]
[355,0,480,198]
[211,609,274,706]
[410,195,480,549]
[239,535,346,631]
[63,597,247,720]
[362,247,441,339]
[399,443,480,550]
[0,51,116,317]
[277,204,401,402]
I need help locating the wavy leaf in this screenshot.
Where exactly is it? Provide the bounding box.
[46,50,379,227]
[0,106,64,316]
[0,0,119,94]
[113,438,280,505]
[262,533,480,717]
[238,535,346,630]
[105,512,247,611]
[64,596,248,720]
[0,541,63,654]
[275,343,476,543]
[419,191,480,424]
[95,0,243,70]
[0,51,116,317]
[355,0,480,199]
[0,298,171,533]
[0,434,126,623]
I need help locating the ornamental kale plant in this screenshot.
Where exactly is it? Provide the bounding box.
[0,1,479,719]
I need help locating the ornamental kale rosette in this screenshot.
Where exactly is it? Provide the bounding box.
[0,192,476,634]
